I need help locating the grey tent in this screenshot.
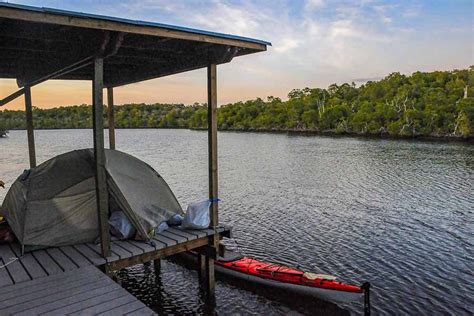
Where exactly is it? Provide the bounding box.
[0,149,183,249]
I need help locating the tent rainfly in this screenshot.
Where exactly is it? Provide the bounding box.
[0,149,183,250]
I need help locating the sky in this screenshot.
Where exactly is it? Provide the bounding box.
[0,0,473,110]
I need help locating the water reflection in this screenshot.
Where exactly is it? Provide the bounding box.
[1,130,473,315]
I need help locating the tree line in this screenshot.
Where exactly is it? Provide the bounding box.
[1,67,473,139]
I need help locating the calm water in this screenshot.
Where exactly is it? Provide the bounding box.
[0,129,473,315]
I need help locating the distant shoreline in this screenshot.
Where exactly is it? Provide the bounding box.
[5,127,473,143]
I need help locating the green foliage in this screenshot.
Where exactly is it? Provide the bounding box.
[0,67,472,138]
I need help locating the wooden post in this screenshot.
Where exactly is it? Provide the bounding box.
[153,259,161,276]
[24,86,36,168]
[204,63,218,302]
[208,64,218,229]
[92,57,111,257]
[198,254,206,284]
[107,87,116,150]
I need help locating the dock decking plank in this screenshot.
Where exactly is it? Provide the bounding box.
[68,293,138,315]
[31,250,63,275]
[86,243,120,262]
[36,288,128,316]
[0,244,30,284]
[126,307,156,315]
[110,242,134,259]
[46,247,78,270]
[0,265,98,296]
[6,280,114,315]
[114,241,144,256]
[128,240,156,253]
[159,230,187,243]
[0,268,98,302]
[10,243,47,280]
[0,276,107,313]
[73,244,106,265]
[0,265,156,316]
[178,227,207,238]
[22,285,123,316]
[0,258,13,286]
[153,234,177,247]
[60,245,93,267]
[167,227,198,241]
[98,300,148,316]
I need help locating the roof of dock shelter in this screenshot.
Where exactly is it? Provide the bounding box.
[0,2,271,87]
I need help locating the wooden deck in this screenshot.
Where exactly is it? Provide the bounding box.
[0,265,155,315]
[0,225,230,315]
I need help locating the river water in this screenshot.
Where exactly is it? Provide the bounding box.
[0,129,472,315]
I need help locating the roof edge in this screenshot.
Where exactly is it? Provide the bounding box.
[0,2,272,48]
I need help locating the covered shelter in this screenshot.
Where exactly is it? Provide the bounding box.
[0,2,270,301]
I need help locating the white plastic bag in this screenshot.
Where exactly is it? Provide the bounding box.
[182,200,211,229]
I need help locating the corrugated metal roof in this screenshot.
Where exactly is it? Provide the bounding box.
[0,2,271,46]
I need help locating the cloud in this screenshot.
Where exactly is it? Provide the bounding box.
[305,0,325,11]
[2,0,473,109]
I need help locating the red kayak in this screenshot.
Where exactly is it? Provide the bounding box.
[212,250,371,314]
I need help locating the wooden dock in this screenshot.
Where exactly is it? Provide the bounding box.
[0,226,230,315]
[0,265,154,315]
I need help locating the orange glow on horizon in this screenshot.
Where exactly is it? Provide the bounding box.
[0,67,284,110]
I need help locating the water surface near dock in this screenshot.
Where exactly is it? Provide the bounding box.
[1,129,472,315]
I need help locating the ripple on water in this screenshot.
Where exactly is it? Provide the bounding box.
[1,130,473,315]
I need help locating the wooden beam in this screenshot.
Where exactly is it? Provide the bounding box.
[107,87,115,150]
[0,56,93,107]
[105,235,212,271]
[24,86,36,168]
[0,6,268,51]
[0,88,25,107]
[92,57,111,257]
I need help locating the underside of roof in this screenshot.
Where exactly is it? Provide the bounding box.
[0,3,270,88]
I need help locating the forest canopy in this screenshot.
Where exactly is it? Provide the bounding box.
[1,67,473,138]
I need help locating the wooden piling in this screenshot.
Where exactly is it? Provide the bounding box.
[92,57,111,258]
[153,259,161,276]
[107,87,116,150]
[204,63,218,302]
[24,86,36,168]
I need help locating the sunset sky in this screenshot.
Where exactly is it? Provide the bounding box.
[1,0,472,110]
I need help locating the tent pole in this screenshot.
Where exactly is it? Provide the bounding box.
[24,86,36,168]
[107,87,116,150]
[92,57,111,257]
[204,63,218,304]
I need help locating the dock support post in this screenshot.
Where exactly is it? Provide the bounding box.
[92,57,111,258]
[153,259,161,276]
[24,86,36,168]
[204,63,218,303]
[107,87,116,150]
[198,254,206,284]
